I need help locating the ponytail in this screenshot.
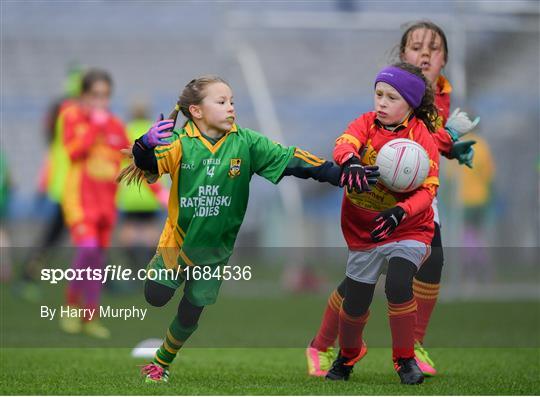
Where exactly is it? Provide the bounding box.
[414,82,438,133]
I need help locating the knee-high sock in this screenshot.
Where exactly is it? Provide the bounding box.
[66,247,86,307]
[413,278,440,344]
[338,308,369,359]
[154,314,198,367]
[83,248,105,315]
[312,289,343,351]
[388,298,417,361]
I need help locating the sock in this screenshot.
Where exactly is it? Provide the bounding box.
[153,314,198,367]
[338,308,369,359]
[312,289,343,351]
[413,278,440,344]
[83,248,106,320]
[66,247,88,307]
[388,298,417,361]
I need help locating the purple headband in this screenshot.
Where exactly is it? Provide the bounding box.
[374,66,426,109]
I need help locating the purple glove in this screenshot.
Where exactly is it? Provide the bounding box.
[141,114,174,148]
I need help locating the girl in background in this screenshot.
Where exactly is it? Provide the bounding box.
[396,21,479,376]
[60,69,130,338]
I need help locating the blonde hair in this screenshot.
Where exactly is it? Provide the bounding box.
[178,75,230,126]
[117,75,230,186]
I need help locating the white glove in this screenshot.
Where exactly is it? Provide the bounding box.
[445,107,480,141]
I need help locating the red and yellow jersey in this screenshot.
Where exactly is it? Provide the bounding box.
[60,102,129,227]
[334,112,440,249]
[431,75,453,155]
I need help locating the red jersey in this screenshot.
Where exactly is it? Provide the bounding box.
[334,112,440,250]
[61,102,129,227]
[430,75,453,156]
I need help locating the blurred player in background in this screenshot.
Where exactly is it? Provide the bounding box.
[306,21,481,379]
[118,75,377,384]
[116,101,169,290]
[60,68,130,338]
[18,63,82,299]
[449,129,495,280]
[397,21,479,375]
[0,150,13,282]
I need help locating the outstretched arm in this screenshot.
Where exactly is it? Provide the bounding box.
[436,108,480,163]
[132,139,158,174]
[281,148,341,186]
[247,128,377,188]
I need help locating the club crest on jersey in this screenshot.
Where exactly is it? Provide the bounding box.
[361,143,378,166]
[228,158,241,178]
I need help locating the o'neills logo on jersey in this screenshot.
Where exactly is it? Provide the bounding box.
[228,158,241,178]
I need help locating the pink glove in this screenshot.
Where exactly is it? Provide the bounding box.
[141,114,174,148]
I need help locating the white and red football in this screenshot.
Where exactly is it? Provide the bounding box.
[375,138,430,193]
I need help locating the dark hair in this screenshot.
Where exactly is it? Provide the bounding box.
[399,20,448,63]
[117,75,230,186]
[81,68,113,94]
[392,62,438,133]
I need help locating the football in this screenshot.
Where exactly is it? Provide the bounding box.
[375,138,430,193]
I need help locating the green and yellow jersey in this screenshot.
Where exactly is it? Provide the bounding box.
[146,120,337,270]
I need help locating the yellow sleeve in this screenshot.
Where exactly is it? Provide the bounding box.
[155,139,182,176]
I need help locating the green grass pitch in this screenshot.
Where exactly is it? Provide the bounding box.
[2,281,539,395]
[1,347,539,395]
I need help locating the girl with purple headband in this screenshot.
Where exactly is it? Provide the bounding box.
[306,62,440,385]
[306,22,481,380]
